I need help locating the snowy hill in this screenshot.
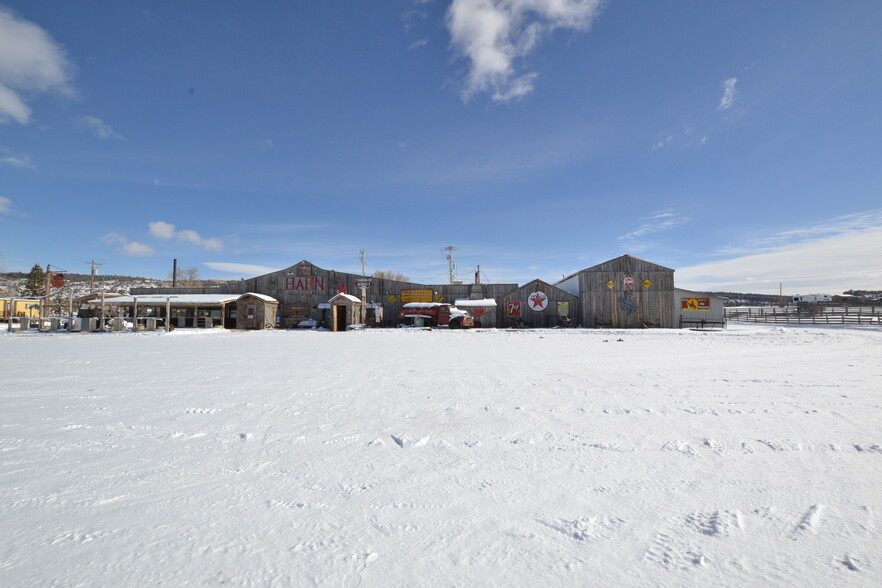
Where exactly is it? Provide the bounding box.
[0,272,230,298]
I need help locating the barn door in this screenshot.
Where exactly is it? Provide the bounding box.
[244,304,257,329]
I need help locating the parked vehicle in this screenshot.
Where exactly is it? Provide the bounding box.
[399,303,474,329]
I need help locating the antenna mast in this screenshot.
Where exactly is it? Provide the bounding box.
[443,246,456,285]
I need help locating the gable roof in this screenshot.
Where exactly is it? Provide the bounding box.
[556,255,675,286]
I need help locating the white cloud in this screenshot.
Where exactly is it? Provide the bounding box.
[121,241,155,257]
[718,77,737,110]
[148,220,224,251]
[0,154,34,168]
[203,262,280,277]
[148,221,177,240]
[0,7,75,124]
[74,115,124,140]
[677,211,882,294]
[619,210,689,246]
[101,232,128,245]
[446,0,603,102]
[0,196,11,214]
[100,232,155,257]
[408,38,429,51]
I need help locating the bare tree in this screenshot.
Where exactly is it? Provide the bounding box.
[169,266,202,287]
[372,269,410,282]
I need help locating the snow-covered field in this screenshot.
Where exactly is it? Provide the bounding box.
[1,325,880,587]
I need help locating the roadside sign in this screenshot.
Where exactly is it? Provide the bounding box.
[528,291,548,311]
[51,273,64,288]
[356,278,371,288]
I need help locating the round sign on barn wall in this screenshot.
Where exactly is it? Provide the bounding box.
[528,291,548,311]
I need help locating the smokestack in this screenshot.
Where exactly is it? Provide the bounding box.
[173,258,177,288]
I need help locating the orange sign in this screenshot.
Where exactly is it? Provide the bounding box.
[51,273,65,288]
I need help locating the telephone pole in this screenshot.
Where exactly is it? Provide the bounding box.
[85,260,103,294]
[443,246,456,285]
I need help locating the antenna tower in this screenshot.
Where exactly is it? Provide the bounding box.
[443,246,456,285]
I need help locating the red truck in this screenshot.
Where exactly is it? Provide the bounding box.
[399,303,475,329]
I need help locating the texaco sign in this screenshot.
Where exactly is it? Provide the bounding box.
[528,291,549,311]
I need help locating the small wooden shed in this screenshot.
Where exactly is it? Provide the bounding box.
[498,279,580,328]
[329,293,363,332]
[236,293,279,329]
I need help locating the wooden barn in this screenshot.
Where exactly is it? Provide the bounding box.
[498,279,581,328]
[557,255,675,328]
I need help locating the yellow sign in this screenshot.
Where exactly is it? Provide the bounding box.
[606,280,615,290]
[681,297,710,311]
[387,295,397,304]
[435,295,444,303]
[643,279,652,289]
[401,289,433,303]
[557,302,569,316]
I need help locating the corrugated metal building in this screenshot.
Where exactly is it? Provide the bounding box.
[673,288,727,329]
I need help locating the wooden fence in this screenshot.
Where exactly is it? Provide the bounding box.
[725,305,881,325]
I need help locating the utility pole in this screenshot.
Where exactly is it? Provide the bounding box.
[85,260,103,294]
[443,246,456,285]
[359,249,367,324]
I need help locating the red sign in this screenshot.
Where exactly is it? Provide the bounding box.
[506,301,522,317]
[285,275,325,291]
[624,275,634,287]
[51,273,64,288]
[474,307,484,317]
[528,291,549,311]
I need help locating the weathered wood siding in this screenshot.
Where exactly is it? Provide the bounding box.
[578,255,675,328]
[498,279,581,328]
[234,295,278,329]
[134,261,519,327]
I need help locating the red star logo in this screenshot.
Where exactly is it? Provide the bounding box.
[337,283,347,294]
[529,292,546,309]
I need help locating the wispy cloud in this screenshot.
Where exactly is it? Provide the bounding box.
[446,0,603,102]
[677,210,882,294]
[0,153,33,168]
[203,262,280,277]
[120,241,155,257]
[408,38,429,51]
[619,210,689,250]
[718,77,737,110]
[100,232,155,257]
[0,6,75,124]
[74,115,124,140]
[148,221,223,251]
[0,196,12,214]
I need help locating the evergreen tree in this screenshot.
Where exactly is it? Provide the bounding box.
[21,264,46,298]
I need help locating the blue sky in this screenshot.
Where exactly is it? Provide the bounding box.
[1,1,880,294]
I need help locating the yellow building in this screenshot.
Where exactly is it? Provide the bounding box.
[0,298,42,319]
